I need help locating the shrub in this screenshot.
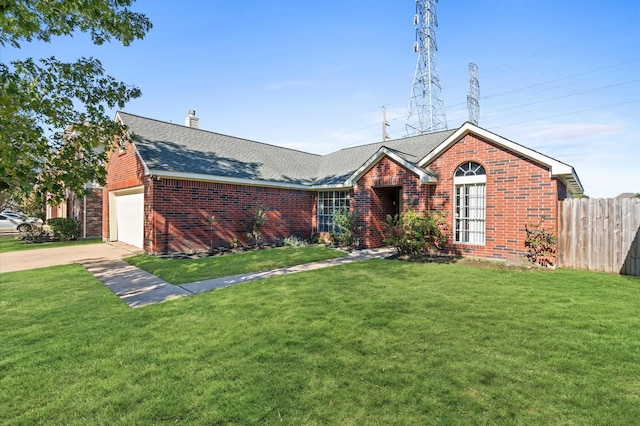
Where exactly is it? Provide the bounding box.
[332,207,358,247]
[384,210,447,255]
[230,237,240,249]
[243,205,268,248]
[20,222,51,243]
[525,218,557,267]
[308,231,322,245]
[283,235,308,247]
[48,218,78,241]
[205,215,216,251]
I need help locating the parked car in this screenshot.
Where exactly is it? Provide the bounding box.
[0,213,33,232]
[1,211,43,225]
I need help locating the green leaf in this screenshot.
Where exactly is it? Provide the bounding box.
[0,1,150,207]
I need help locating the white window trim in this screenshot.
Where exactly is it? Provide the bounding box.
[454,164,486,245]
[317,191,350,233]
[454,175,486,185]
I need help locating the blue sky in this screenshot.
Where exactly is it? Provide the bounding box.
[2,0,639,197]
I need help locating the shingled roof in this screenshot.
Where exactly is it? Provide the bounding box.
[116,111,455,188]
[314,130,456,186]
[116,111,583,194]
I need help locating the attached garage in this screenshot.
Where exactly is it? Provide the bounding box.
[109,188,144,248]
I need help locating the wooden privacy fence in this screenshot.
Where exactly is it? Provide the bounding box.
[557,198,640,276]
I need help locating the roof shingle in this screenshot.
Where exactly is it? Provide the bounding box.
[117,111,454,187]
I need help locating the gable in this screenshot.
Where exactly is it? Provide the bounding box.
[105,135,148,191]
[419,123,584,194]
[345,147,437,186]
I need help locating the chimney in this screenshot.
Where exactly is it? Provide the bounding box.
[185,109,199,128]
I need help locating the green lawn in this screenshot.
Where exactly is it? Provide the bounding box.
[0,235,101,253]
[1,261,638,425]
[125,245,346,284]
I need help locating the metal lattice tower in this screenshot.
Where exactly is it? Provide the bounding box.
[467,63,479,125]
[405,0,447,136]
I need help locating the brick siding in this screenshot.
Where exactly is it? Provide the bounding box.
[427,133,567,260]
[355,157,428,248]
[78,188,103,238]
[148,179,315,253]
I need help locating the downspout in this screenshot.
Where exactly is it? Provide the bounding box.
[83,193,87,239]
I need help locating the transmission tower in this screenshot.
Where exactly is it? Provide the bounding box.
[405,0,447,136]
[467,63,479,125]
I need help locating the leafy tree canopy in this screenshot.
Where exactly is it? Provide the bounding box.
[0,0,151,205]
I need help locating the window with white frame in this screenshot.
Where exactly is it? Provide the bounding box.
[317,191,350,233]
[454,162,486,244]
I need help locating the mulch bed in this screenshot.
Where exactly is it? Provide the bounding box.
[390,251,549,270]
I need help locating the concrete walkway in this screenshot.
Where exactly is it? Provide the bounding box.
[81,257,191,308]
[1,242,395,308]
[179,248,395,295]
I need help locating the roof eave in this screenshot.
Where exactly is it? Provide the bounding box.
[558,168,584,195]
[419,122,584,193]
[148,170,313,190]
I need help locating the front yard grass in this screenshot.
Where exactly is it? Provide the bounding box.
[0,235,102,253]
[125,245,346,284]
[1,261,638,425]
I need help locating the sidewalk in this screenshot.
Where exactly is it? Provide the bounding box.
[95,247,396,308]
[179,248,396,294]
[1,242,395,308]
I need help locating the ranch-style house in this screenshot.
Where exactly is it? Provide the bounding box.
[103,111,583,259]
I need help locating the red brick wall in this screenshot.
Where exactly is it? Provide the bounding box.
[102,143,148,241]
[355,157,428,248]
[427,133,566,260]
[78,188,103,238]
[148,179,315,253]
[47,204,63,219]
[103,141,315,253]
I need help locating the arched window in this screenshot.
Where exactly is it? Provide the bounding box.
[454,162,486,244]
[455,162,486,177]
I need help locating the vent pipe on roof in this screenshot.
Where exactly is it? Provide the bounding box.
[185,110,199,128]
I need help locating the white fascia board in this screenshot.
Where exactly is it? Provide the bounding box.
[308,183,352,190]
[345,147,438,186]
[148,170,312,190]
[418,122,584,193]
[130,143,150,177]
[149,170,355,191]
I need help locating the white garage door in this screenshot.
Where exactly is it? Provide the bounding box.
[115,192,144,248]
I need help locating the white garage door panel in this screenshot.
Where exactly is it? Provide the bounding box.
[116,192,144,248]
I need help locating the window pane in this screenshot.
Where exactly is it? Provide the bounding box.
[454,183,485,245]
[455,161,486,177]
[317,190,350,234]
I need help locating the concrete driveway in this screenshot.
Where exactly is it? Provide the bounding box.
[0,241,189,308]
[0,242,142,273]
